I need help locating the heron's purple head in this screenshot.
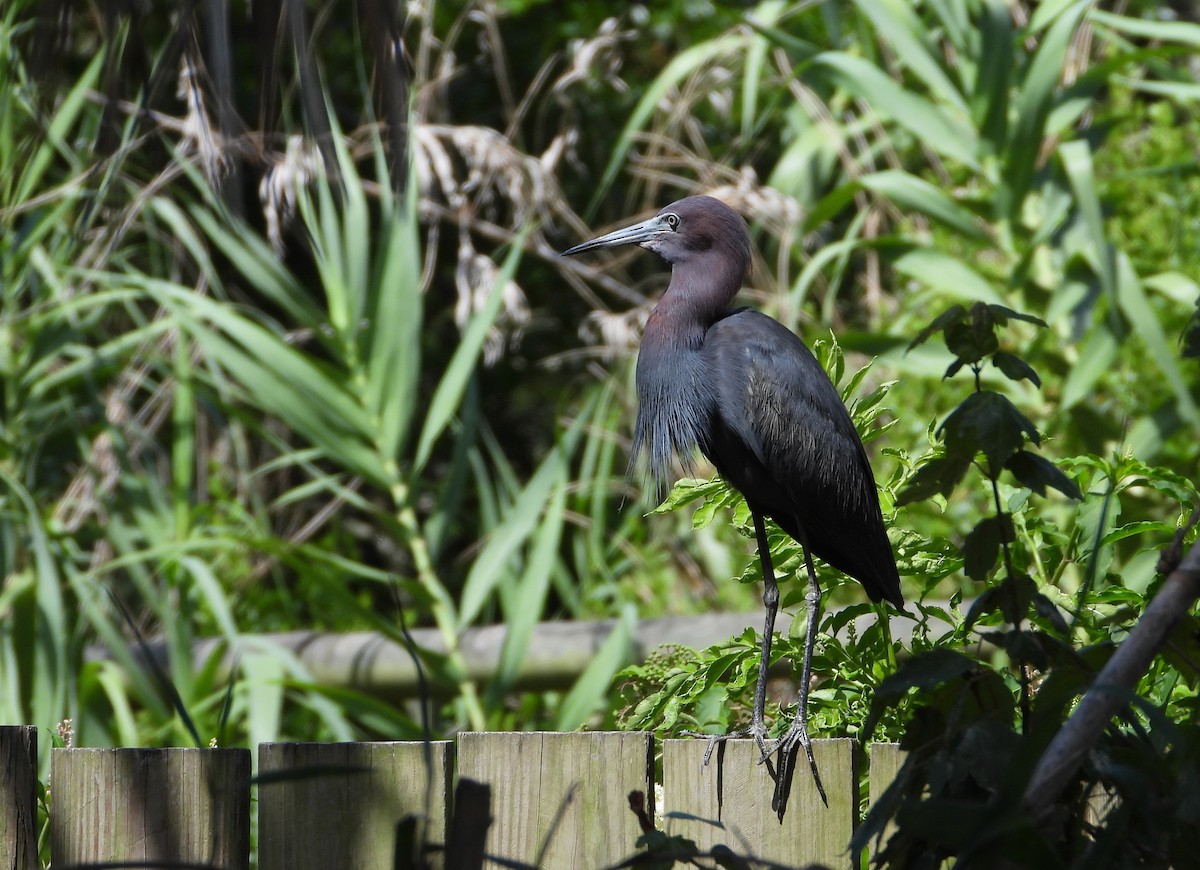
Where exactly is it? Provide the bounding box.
[562,195,751,280]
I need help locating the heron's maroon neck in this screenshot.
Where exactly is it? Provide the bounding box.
[643,250,747,348]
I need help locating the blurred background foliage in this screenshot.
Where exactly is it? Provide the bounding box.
[2,0,1199,860]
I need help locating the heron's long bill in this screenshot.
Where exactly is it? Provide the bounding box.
[560,214,672,256]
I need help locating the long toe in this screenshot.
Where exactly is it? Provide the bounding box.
[687,719,771,768]
[770,715,827,810]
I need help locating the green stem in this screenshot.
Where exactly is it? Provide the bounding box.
[878,600,897,673]
[989,474,1030,733]
[989,477,1017,584]
[392,482,487,730]
[977,362,1029,731]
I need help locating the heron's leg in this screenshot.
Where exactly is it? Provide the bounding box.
[767,541,828,813]
[749,511,779,755]
[797,544,820,733]
[697,511,777,766]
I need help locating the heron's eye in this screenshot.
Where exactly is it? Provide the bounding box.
[665,213,679,230]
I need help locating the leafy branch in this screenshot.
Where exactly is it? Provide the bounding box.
[857,300,1199,864]
[899,303,1080,633]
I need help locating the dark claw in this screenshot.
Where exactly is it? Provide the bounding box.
[684,722,770,768]
[764,713,828,813]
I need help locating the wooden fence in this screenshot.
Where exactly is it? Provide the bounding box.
[0,725,904,869]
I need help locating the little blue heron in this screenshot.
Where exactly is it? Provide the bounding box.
[563,195,903,808]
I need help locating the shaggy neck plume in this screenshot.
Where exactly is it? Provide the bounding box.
[633,235,749,488]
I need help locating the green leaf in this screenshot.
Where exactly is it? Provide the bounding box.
[1099,521,1174,547]
[1114,253,1200,425]
[455,392,592,635]
[940,391,1039,473]
[589,33,750,213]
[143,281,392,487]
[813,54,979,168]
[651,477,728,515]
[457,445,567,631]
[1090,8,1200,47]
[893,249,1001,304]
[739,1,786,140]
[801,180,864,234]
[1005,450,1082,500]
[769,104,850,207]
[789,213,873,307]
[179,557,239,639]
[895,452,972,505]
[365,177,423,462]
[962,583,998,627]
[1028,0,1082,31]
[1058,140,1113,298]
[986,304,1047,327]
[1061,321,1120,409]
[1033,593,1069,634]
[1,474,70,732]
[1110,77,1200,102]
[149,199,216,280]
[489,472,567,703]
[865,649,979,735]
[554,605,636,730]
[241,652,288,748]
[16,50,103,203]
[1000,573,1038,624]
[189,206,323,326]
[962,515,1013,581]
[944,317,999,364]
[992,352,1041,387]
[852,0,969,116]
[1001,0,1090,217]
[742,15,820,60]
[414,228,529,473]
[1142,271,1200,306]
[861,171,989,242]
[908,304,967,350]
[691,485,742,530]
[974,0,1014,151]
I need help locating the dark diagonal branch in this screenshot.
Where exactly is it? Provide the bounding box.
[1023,510,1200,823]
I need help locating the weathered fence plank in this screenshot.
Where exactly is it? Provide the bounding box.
[258,740,453,870]
[866,742,904,860]
[868,742,903,806]
[0,726,37,870]
[50,747,250,869]
[662,738,856,868]
[457,731,654,868]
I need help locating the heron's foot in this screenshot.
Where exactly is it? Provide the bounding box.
[761,711,828,808]
[683,718,771,768]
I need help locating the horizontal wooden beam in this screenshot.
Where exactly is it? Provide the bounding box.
[91,606,942,698]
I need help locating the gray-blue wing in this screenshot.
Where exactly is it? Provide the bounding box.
[699,310,902,606]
